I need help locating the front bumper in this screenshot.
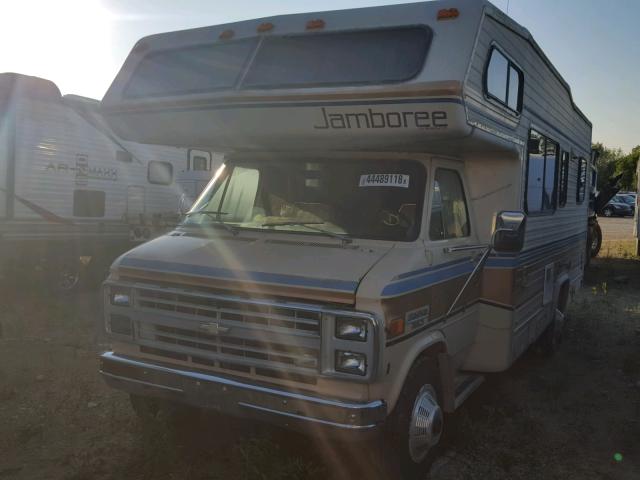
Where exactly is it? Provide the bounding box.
[99,352,386,437]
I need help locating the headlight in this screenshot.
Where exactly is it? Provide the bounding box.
[335,316,368,342]
[335,350,367,376]
[110,288,132,306]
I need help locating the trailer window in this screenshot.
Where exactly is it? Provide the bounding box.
[243,27,431,88]
[526,130,558,214]
[558,151,570,207]
[485,47,523,112]
[429,169,470,241]
[148,161,173,185]
[576,157,587,203]
[73,190,105,217]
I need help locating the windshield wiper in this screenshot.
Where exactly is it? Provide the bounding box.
[183,210,238,236]
[261,221,352,245]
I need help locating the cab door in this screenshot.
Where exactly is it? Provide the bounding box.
[425,158,481,328]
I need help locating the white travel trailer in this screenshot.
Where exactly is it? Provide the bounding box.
[99,1,593,476]
[0,73,215,289]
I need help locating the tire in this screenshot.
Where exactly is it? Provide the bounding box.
[383,357,444,479]
[590,223,602,258]
[602,207,614,217]
[538,308,566,355]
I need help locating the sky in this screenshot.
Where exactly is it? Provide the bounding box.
[0,0,638,152]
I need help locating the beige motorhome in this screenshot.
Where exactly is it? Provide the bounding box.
[98,0,593,475]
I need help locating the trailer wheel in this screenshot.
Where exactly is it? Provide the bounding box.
[46,255,85,294]
[382,357,444,479]
[590,222,602,258]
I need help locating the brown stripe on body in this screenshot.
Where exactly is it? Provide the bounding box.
[382,274,481,327]
[118,267,355,305]
[482,239,586,308]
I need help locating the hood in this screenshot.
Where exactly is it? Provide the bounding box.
[113,232,393,304]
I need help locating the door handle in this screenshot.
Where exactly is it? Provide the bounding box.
[443,244,489,254]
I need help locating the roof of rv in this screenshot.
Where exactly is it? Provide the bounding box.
[0,72,62,102]
[103,0,589,127]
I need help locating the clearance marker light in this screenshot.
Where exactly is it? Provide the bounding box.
[437,8,460,20]
[306,19,326,30]
[219,29,235,40]
[257,22,274,33]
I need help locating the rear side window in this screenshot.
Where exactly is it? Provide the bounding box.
[558,151,570,207]
[243,27,431,88]
[73,190,105,217]
[525,130,558,214]
[429,169,470,241]
[485,47,523,112]
[576,157,587,203]
[148,161,173,185]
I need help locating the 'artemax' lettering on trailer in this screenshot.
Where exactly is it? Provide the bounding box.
[314,107,449,130]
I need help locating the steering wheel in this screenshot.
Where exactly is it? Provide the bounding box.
[379,208,412,228]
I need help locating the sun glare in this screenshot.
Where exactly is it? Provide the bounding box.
[0,0,114,99]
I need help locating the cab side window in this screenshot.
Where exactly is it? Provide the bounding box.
[429,168,470,240]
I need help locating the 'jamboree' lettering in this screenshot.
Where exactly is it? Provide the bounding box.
[313,107,449,130]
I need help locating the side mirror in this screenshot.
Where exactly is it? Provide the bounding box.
[492,211,526,253]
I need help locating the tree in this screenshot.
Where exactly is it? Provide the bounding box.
[616,148,638,191]
[592,142,625,191]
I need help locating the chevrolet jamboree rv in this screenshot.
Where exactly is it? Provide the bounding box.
[0,73,215,290]
[99,0,593,476]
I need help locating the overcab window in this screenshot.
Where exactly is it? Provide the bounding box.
[526,130,558,214]
[485,47,523,112]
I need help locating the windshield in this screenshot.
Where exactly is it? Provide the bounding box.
[184,158,426,241]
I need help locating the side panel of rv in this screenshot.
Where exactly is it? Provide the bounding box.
[461,9,592,370]
[465,10,592,247]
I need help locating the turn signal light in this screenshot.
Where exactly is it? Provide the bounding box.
[257,22,274,33]
[437,8,460,20]
[306,19,326,30]
[387,317,405,339]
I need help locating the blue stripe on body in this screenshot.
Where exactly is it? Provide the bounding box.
[382,232,587,297]
[119,257,359,293]
[382,260,474,297]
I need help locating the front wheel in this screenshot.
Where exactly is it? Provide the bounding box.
[383,358,444,479]
[602,207,614,217]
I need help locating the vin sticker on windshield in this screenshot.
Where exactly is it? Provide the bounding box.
[359,174,410,188]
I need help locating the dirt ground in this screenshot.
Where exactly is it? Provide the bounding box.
[598,217,635,241]
[1,242,639,480]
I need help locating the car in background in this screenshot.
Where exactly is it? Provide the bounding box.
[600,194,635,217]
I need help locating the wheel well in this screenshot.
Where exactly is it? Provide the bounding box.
[557,280,571,313]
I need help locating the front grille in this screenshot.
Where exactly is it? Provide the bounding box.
[133,286,323,385]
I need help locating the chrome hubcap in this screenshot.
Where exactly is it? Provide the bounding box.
[59,265,80,290]
[408,385,443,463]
